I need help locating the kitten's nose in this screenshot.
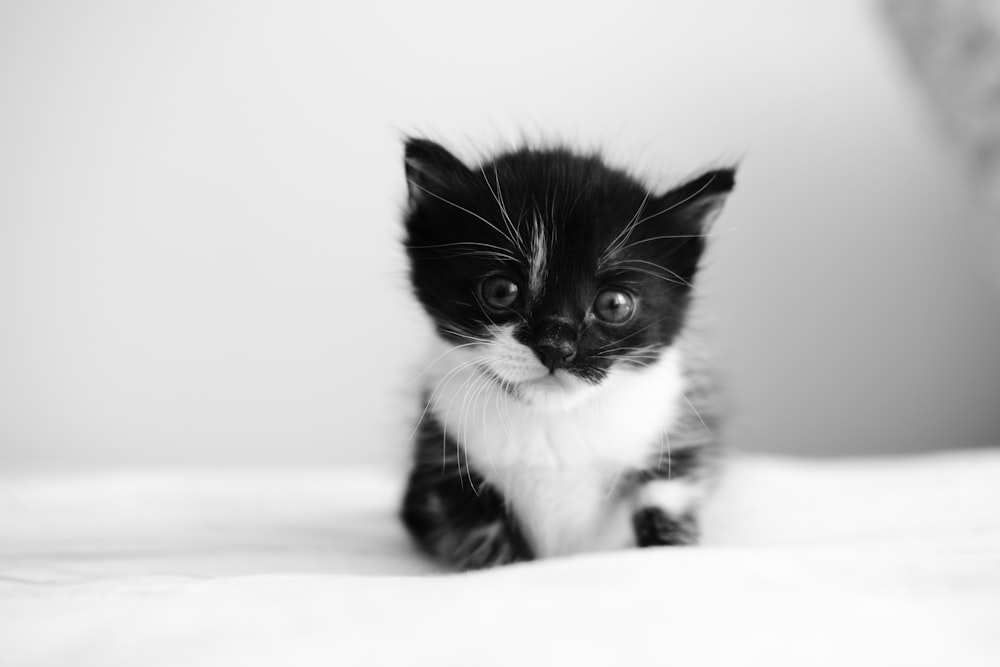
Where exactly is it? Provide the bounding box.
[534,318,578,372]
[534,342,577,372]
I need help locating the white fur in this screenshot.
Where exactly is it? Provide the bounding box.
[528,218,547,295]
[422,326,687,557]
[635,479,703,516]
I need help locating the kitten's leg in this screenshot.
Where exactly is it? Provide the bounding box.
[631,445,711,547]
[401,416,533,570]
[632,363,723,547]
[632,485,702,546]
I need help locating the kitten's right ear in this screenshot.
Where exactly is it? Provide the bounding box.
[404,138,472,207]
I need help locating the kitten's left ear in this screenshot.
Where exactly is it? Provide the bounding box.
[404,138,473,207]
[655,168,736,232]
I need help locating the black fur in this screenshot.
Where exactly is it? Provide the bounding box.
[633,507,699,547]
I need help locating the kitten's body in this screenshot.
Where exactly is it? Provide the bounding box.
[400,139,734,569]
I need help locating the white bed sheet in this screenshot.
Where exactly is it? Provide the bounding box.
[1,450,999,666]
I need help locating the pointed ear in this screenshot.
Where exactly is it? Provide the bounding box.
[404,138,472,207]
[655,168,736,232]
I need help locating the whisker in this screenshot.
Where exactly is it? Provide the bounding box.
[601,191,650,263]
[408,341,485,386]
[614,225,740,254]
[457,372,492,496]
[631,173,720,228]
[596,346,660,357]
[484,381,503,482]
[680,390,712,437]
[436,327,493,344]
[481,163,527,257]
[407,179,522,251]
[604,315,675,347]
[413,251,520,263]
[436,357,507,482]
[617,259,691,288]
[598,356,657,368]
[600,172,723,267]
[405,356,490,466]
[657,430,673,479]
[433,370,476,478]
[406,240,514,252]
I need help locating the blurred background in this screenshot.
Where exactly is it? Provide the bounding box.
[2,0,999,469]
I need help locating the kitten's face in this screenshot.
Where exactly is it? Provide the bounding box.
[403,139,733,409]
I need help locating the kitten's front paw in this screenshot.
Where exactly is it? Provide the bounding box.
[632,507,699,547]
[444,521,532,571]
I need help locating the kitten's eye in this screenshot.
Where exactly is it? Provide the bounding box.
[480,276,520,311]
[593,290,635,324]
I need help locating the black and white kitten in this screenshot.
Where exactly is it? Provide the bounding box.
[399,138,735,570]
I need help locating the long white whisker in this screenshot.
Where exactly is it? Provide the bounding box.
[436,327,493,344]
[484,382,503,482]
[457,372,492,496]
[600,173,722,267]
[603,386,628,498]
[407,179,521,251]
[631,173,719,228]
[614,225,740,254]
[427,352,509,479]
[406,240,516,253]
[680,390,712,437]
[408,341,485,386]
[606,315,674,347]
[493,162,529,256]
[597,343,659,356]
[617,258,692,288]
[404,357,488,474]
[480,164,525,258]
[602,191,650,263]
[440,371,478,482]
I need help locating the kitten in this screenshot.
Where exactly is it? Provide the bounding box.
[399,138,735,570]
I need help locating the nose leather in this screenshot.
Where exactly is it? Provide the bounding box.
[535,343,576,371]
[533,319,578,372]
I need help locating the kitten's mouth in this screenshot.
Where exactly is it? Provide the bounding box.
[478,363,586,405]
[478,366,522,398]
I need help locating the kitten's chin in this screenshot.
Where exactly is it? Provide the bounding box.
[500,371,599,411]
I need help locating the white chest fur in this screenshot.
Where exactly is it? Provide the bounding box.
[423,341,687,557]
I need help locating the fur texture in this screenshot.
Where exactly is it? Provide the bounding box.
[399,138,735,570]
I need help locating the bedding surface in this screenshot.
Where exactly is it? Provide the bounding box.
[1,450,999,666]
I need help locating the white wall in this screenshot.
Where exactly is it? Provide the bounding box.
[2,0,999,467]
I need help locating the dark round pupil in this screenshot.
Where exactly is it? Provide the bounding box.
[483,278,518,307]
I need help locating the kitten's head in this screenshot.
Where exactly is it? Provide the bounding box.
[403,138,734,409]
